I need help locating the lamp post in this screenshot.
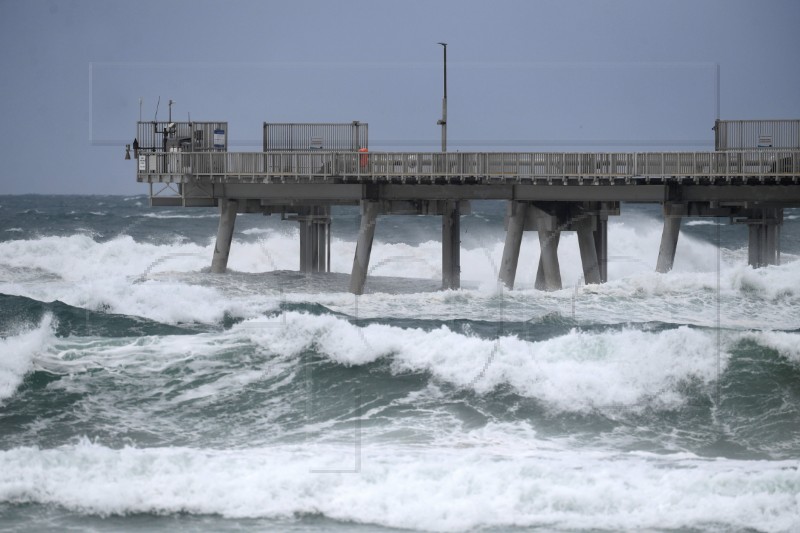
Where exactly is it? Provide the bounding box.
[437,42,447,152]
[436,42,459,290]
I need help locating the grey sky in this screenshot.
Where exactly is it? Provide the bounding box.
[0,0,798,195]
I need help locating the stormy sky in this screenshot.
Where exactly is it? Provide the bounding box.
[1,0,798,195]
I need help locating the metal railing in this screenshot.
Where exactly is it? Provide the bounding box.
[135,121,228,153]
[263,122,368,151]
[137,150,800,180]
[715,119,800,151]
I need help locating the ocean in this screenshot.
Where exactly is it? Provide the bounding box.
[0,194,798,532]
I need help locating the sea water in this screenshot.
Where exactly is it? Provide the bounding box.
[0,195,798,532]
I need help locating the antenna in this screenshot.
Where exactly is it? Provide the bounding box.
[154,96,160,122]
[168,99,175,123]
[138,97,142,122]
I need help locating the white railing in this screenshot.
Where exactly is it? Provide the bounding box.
[137,150,800,179]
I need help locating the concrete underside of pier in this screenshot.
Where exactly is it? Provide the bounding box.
[206,191,786,293]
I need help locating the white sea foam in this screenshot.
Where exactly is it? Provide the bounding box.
[743,330,800,362]
[0,441,797,532]
[0,219,797,328]
[234,312,721,411]
[240,227,273,235]
[0,315,55,401]
[684,220,718,226]
[138,212,220,219]
[27,310,799,419]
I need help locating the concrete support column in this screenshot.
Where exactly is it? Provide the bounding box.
[299,206,331,273]
[442,200,461,290]
[748,208,782,268]
[535,231,562,291]
[498,201,528,289]
[299,217,313,273]
[656,215,682,274]
[349,201,380,295]
[594,216,608,283]
[210,199,238,274]
[577,217,601,284]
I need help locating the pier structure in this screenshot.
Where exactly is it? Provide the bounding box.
[134,119,800,293]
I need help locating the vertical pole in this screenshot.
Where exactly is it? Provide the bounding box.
[442,199,461,290]
[577,218,601,284]
[299,216,310,273]
[656,215,682,273]
[748,224,762,268]
[537,231,562,291]
[316,205,331,273]
[594,216,608,283]
[327,219,332,273]
[498,201,527,289]
[715,63,720,121]
[350,201,380,295]
[438,42,447,153]
[764,219,777,266]
[211,199,238,273]
[317,219,325,272]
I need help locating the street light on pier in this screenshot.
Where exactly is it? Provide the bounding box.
[437,42,447,152]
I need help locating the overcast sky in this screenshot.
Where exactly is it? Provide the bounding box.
[1,0,798,195]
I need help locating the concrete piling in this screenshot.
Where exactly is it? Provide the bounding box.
[498,201,528,289]
[747,208,782,267]
[577,217,601,284]
[656,215,681,274]
[442,200,461,290]
[535,230,562,291]
[349,201,380,295]
[210,199,238,274]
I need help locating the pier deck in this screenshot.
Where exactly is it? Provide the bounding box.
[132,122,800,293]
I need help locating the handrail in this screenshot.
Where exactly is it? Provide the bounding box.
[136,150,800,179]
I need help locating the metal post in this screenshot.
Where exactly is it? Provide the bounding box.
[437,42,447,153]
[211,199,238,273]
[498,201,527,289]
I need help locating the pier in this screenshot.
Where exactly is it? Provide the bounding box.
[133,119,800,293]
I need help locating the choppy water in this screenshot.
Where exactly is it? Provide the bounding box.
[0,195,799,532]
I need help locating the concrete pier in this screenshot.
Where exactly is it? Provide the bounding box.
[498,201,528,289]
[349,201,380,295]
[210,199,238,274]
[139,119,800,290]
[441,200,461,290]
[656,214,682,273]
[747,208,782,267]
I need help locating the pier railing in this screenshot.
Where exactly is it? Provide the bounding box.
[137,150,800,180]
